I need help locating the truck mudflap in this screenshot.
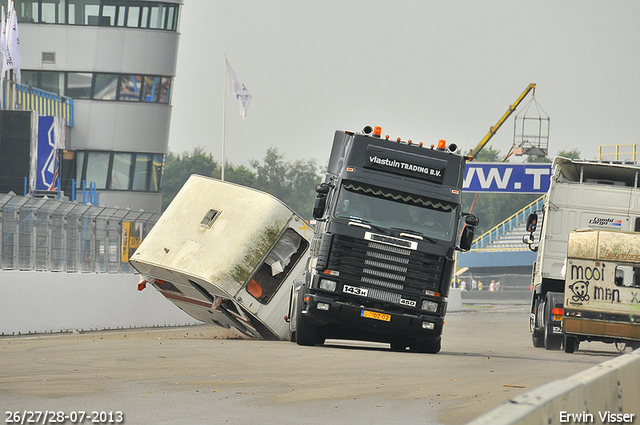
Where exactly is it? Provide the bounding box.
[302,292,443,342]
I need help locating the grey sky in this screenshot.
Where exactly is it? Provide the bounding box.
[168,1,640,168]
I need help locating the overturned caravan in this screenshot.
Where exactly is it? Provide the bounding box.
[129,175,312,340]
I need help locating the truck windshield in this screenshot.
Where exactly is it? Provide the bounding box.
[333,181,457,241]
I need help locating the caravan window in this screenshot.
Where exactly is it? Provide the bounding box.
[246,229,308,304]
[614,265,640,287]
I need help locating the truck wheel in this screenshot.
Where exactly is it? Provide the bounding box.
[564,335,577,353]
[413,338,441,354]
[296,312,318,346]
[543,294,562,350]
[531,297,545,348]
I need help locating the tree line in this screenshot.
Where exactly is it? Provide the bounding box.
[161,147,323,218]
[161,145,580,235]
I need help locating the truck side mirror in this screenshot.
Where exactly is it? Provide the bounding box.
[312,183,331,220]
[316,183,330,195]
[464,214,479,227]
[459,225,475,252]
[526,213,537,233]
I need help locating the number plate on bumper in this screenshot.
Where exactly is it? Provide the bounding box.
[361,310,391,322]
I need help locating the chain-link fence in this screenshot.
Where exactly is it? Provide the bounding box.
[0,193,159,273]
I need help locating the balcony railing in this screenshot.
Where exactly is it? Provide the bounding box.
[2,79,74,127]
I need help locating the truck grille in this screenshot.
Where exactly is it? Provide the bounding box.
[326,234,446,296]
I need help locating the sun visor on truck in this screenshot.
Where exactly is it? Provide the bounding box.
[363,145,447,184]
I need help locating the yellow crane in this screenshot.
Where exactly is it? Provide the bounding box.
[467,83,536,161]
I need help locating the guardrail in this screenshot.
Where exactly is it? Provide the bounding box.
[0,193,159,273]
[2,79,74,127]
[466,348,640,425]
[471,195,544,250]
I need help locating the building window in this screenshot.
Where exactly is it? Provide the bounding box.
[17,0,179,31]
[23,70,173,104]
[66,72,92,99]
[151,154,163,191]
[17,0,39,23]
[119,75,142,101]
[111,153,133,190]
[76,150,163,192]
[41,0,66,23]
[132,154,150,190]
[93,73,118,100]
[85,151,111,190]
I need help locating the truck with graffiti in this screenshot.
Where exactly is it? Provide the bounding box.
[288,125,478,353]
[524,157,640,350]
[562,229,640,353]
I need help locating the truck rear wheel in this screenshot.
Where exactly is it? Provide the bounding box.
[531,297,544,348]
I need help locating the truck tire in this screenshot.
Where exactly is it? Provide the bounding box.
[544,293,562,350]
[412,338,441,354]
[564,335,578,353]
[296,312,318,346]
[531,296,544,348]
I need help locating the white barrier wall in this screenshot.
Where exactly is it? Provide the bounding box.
[0,271,199,335]
[466,348,640,425]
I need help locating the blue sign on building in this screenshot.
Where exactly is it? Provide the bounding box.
[463,163,552,193]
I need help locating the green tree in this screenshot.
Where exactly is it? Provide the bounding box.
[161,147,218,210]
[475,145,502,162]
[557,148,581,159]
[250,146,322,218]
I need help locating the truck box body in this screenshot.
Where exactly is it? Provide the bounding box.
[563,229,640,350]
[130,175,312,340]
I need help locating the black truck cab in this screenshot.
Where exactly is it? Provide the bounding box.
[291,126,477,353]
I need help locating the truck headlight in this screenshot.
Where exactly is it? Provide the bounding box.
[319,279,337,292]
[421,300,438,313]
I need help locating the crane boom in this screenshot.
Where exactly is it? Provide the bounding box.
[468,83,536,160]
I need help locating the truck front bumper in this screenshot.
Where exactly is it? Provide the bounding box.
[303,292,443,342]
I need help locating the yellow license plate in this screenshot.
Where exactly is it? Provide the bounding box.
[361,310,391,322]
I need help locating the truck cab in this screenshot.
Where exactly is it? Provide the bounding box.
[290,126,477,353]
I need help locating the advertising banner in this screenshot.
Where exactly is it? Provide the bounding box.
[36,116,65,191]
[463,163,552,193]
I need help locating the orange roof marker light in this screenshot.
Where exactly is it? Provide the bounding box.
[373,126,382,137]
[437,139,447,151]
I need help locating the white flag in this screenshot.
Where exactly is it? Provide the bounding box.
[0,5,7,77]
[226,59,251,119]
[5,1,20,83]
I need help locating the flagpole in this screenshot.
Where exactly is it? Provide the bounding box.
[221,53,227,182]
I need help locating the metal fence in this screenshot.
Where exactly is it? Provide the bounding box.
[0,193,159,273]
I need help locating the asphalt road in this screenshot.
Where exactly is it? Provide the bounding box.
[0,302,628,425]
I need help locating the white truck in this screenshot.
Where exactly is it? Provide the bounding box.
[524,157,640,349]
[129,175,313,340]
[562,228,640,353]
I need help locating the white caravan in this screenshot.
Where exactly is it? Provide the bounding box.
[129,175,312,340]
